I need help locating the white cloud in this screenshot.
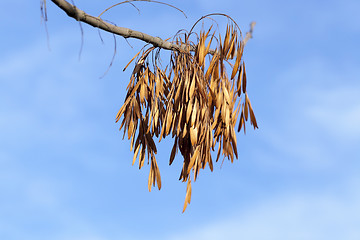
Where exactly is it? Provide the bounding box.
[0,166,131,240]
[306,87,360,142]
[252,55,360,171]
[168,177,360,240]
[0,30,114,146]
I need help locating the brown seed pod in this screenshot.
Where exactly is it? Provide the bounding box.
[116,14,257,212]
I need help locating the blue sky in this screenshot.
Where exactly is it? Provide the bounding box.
[1,0,359,239]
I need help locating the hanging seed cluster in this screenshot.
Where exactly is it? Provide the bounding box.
[116,20,258,212]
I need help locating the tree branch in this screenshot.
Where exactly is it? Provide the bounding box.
[50,0,254,55]
[50,0,188,52]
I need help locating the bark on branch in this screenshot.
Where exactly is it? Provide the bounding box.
[50,0,191,52]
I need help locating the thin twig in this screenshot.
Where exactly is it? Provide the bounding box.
[98,0,187,18]
[128,2,141,14]
[243,21,256,45]
[100,33,118,79]
[189,13,242,38]
[41,0,51,51]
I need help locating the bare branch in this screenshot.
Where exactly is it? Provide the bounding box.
[50,0,254,55]
[51,0,188,52]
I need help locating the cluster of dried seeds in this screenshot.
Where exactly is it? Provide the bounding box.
[116,19,258,212]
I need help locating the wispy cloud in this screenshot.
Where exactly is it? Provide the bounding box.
[168,177,360,240]
[251,55,360,172]
[306,87,360,142]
